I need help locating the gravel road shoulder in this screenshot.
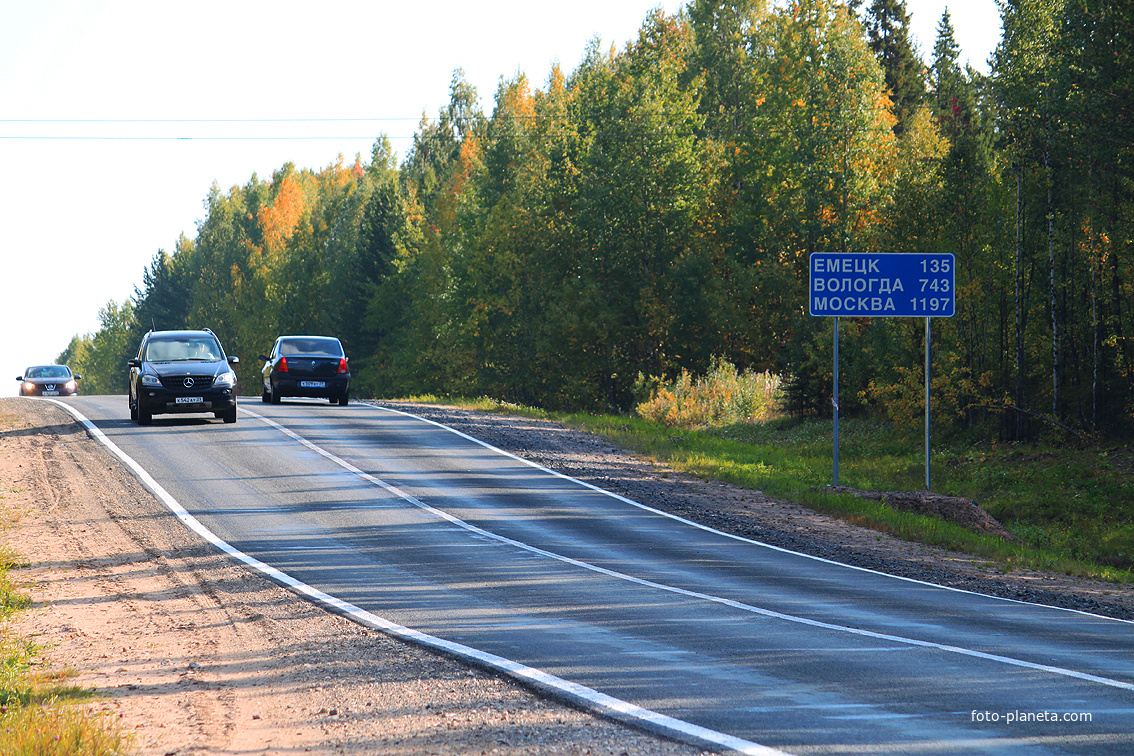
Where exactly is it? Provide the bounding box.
[2,396,1131,755]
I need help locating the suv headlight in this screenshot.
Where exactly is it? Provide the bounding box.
[214,371,237,388]
[141,374,161,387]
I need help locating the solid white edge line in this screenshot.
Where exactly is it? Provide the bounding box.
[40,398,788,756]
[237,404,1134,693]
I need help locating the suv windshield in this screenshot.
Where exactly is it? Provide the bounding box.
[145,337,223,362]
[26,366,70,379]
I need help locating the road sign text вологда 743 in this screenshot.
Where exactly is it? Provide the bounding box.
[809,253,955,318]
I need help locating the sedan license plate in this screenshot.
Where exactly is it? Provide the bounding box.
[41,391,59,396]
[175,396,204,404]
[299,380,326,388]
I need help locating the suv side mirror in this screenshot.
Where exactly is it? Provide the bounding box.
[127,358,141,368]
[74,374,82,381]
[258,355,270,362]
[228,356,240,365]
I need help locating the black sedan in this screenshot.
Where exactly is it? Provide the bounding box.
[259,335,350,405]
[17,365,81,396]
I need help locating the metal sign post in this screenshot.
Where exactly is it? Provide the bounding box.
[809,253,955,491]
[833,317,839,486]
[925,316,931,490]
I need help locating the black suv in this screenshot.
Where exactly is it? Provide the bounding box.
[128,329,239,425]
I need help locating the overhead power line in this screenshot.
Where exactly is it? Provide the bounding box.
[0,117,419,123]
[0,117,423,140]
[0,135,408,141]
[0,108,901,142]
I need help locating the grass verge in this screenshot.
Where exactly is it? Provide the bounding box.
[0,457,130,755]
[0,542,129,755]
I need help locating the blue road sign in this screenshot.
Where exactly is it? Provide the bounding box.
[809,253,955,318]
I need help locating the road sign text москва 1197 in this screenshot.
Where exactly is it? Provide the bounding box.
[809,253,955,318]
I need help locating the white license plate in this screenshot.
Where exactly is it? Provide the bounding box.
[175,396,204,404]
[299,381,326,388]
[41,391,59,396]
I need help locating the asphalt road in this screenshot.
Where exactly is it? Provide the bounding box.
[60,395,1134,755]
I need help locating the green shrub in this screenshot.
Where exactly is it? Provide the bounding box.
[636,357,784,429]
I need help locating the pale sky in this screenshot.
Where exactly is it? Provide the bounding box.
[0,0,1001,396]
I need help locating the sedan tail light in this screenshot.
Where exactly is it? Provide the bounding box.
[278,356,289,373]
[337,358,348,374]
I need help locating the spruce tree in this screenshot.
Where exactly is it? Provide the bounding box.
[863,0,925,134]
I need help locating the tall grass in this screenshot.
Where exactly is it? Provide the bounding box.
[636,357,783,428]
[0,703,128,756]
[0,544,129,755]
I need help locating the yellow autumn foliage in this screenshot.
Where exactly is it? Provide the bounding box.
[636,357,783,429]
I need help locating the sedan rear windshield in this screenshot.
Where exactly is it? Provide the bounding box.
[145,338,223,362]
[278,338,343,357]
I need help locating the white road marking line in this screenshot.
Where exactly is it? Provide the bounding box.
[365,404,1134,621]
[241,405,1134,693]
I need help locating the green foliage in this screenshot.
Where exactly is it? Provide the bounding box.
[0,635,37,708]
[861,335,978,433]
[57,301,136,395]
[133,244,192,333]
[0,549,30,622]
[989,0,1134,436]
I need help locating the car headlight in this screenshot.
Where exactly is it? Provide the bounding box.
[23,382,34,393]
[214,371,237,388]
[64,380,77,391]
[141,374,161,387]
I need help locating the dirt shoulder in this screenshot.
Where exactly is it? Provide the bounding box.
[2,397,1132,755]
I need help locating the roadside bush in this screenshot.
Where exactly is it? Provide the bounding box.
[636,357,783,429]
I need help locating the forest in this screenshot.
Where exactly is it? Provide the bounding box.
[59,0,1134,440]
